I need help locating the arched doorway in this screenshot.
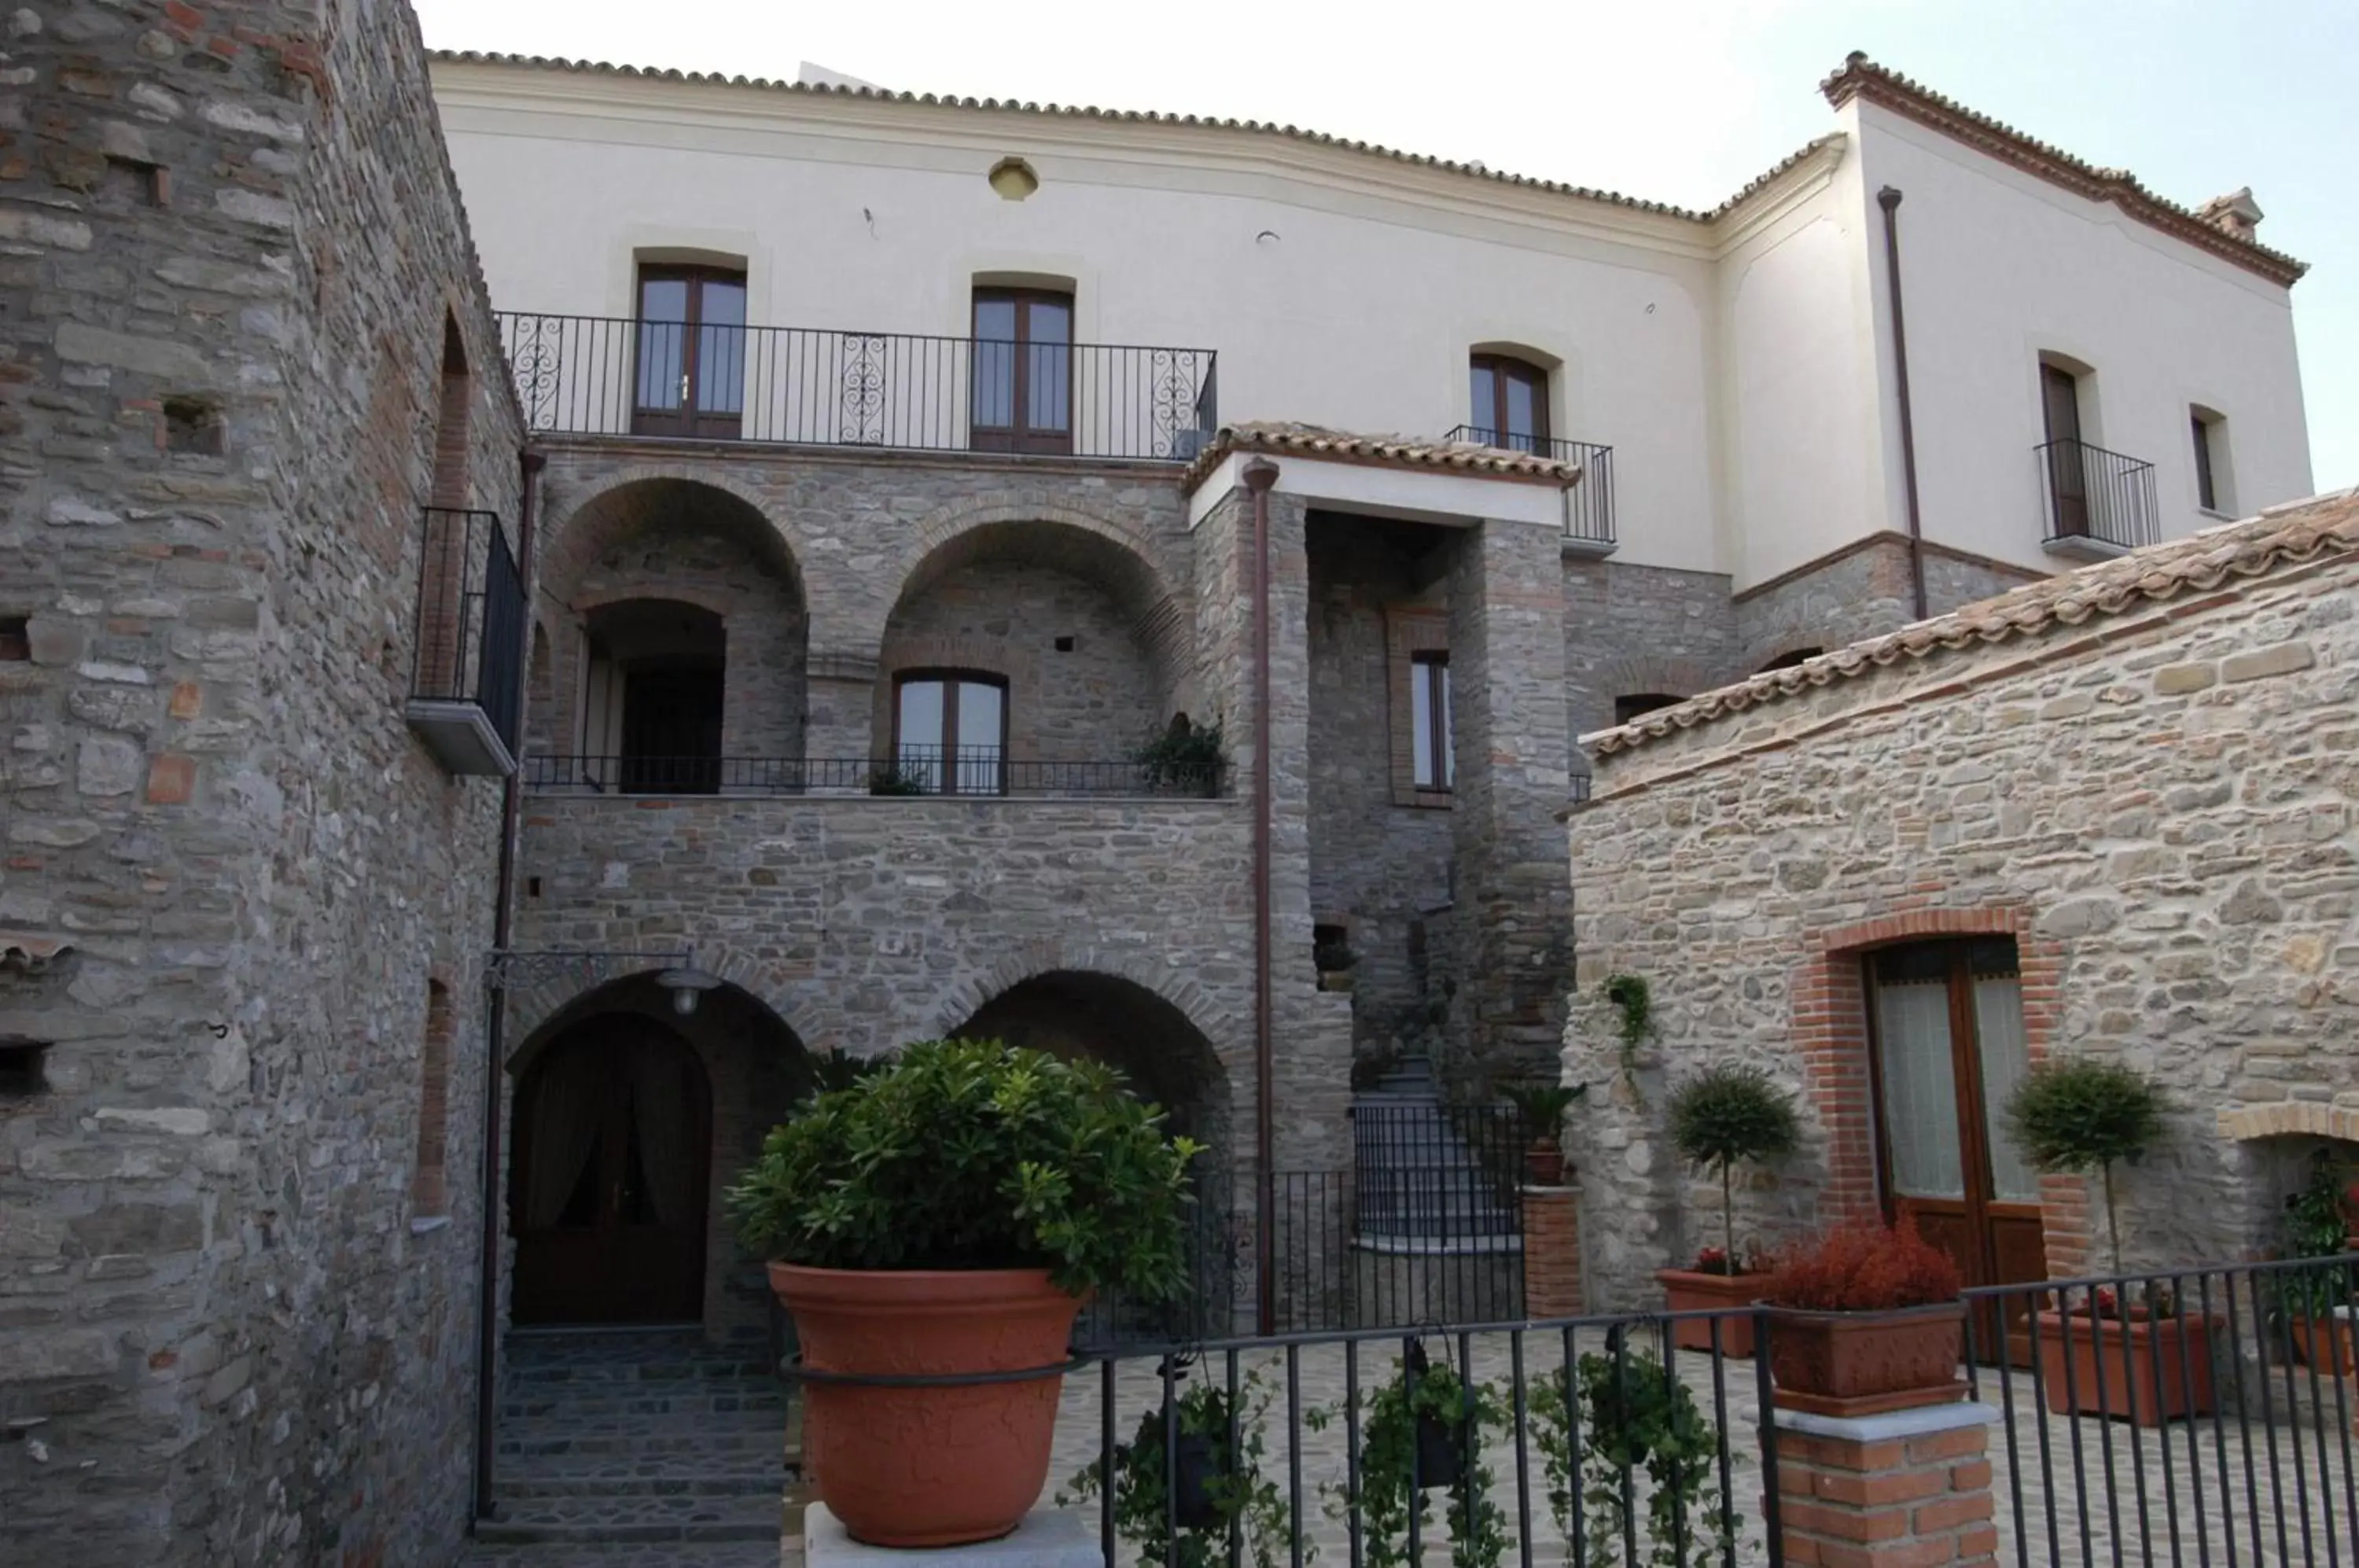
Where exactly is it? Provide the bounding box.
[511,1014,713,1324]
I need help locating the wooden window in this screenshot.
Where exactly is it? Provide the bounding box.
[971,288,1073,455]
[634,266,747,440]
[1614,693,1682,726]
[1469,353,1551,455]
[2191,410,2226,513]
[411,981,455,1216]
[894,670,1008,794]
[2039,362,2089,538]
[1410,652,1452,791]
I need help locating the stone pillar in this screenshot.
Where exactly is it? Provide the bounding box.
[805,650,877,792]
[1447,517,1573,1082]
[1522,1183,1584,1317]
[1768,1404,2001,1568]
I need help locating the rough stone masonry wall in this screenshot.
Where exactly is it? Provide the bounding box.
[1732,536,2039,674]
[1,3,520,1564]
[1560,556,1740,767]
[1566,547,2358,1307]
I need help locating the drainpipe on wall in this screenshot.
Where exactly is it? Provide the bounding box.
[1877,186,1931,623]
[1241,457,1279,1337]
[473,447,544,1525]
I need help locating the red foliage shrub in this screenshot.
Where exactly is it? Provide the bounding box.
[1762,1218,1963,1311]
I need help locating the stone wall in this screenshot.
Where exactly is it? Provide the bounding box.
[1567,510,2358,1306]
[1562,556,1740,760]
[2,2,521,1563]
[1732,535,2040,674]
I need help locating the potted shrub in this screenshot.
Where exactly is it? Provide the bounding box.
[1656,1064,1798,1356]
[1759,1218,1967,1417]
[1500,1080,1588,1187]
[728,1039,1198,1548]
[2276,1149,2357,1375]
[2004,1057,2217,1423]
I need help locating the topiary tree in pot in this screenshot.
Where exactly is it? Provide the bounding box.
[729,1038,1198,1548]
[2001,1056,2163,1279]
[1656,1065,1798,1354]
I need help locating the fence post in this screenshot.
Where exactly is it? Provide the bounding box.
[1521,1181,1583,1318]
[1766,1402,2000,1567]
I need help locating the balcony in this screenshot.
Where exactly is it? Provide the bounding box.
[496,313,1218,462]
[1442,425,1615,550]
[521,753,1228,799]
[2037,437,2159,558]
[405,506,524,776]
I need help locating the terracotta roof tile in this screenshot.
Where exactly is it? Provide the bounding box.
[1181,422,1584,492]
[1588,488,2359,756]
[1821,53,2306,286]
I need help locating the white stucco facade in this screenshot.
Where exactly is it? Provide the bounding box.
[430,54,2313,592]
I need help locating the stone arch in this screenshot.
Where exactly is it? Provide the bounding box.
[502,941,813,1060]
[933,941,1242,1053]
[538,464,810,589]
[1594,654,1717,706]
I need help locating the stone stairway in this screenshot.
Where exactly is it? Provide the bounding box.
[462,1328,792,1566]
[1351,1057,1518,1241]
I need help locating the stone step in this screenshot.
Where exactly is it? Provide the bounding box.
[499,1420,789,1463]
[498,1388,787,1421]
[503,1356,778,1386]
[501,1453,787,1501]
[472,1493,782,1548]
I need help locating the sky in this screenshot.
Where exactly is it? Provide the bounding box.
[412,0,2359,493]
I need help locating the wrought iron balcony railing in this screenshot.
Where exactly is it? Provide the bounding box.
[496,312,1218,462]
[2037,436,2159,553]
[1443,425,1615,548]
[521,754,1228,799]
[405,506,524,776]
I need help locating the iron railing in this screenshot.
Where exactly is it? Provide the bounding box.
[2037,436,2159,551]
[409,506,523,753]
[497,312,1218,461]
[1444,425,1616,548]
[1039,1252,2359,1567]
[521,753,1227,798]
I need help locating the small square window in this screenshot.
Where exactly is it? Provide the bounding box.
[0,617,28,662]
[0,1039,51,1098]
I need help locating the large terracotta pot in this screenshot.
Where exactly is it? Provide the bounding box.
[2291,1313,2356,1376]
[1656,1267,1768,1357]
[2032,1308,2219,1425]
[1765,1301,1967,1418]
[771,1263,1082,1548]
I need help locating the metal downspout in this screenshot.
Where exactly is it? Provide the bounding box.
[1878,186,1931,622]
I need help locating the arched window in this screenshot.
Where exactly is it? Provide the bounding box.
[1613,693,1684,726]
[893,670,1007,794]
[412,979,455,1218]
[1469,352,1551,455]
[432,315,470,507]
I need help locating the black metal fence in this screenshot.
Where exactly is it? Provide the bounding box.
[1443,424,1616,548]
[498,312,1218,462]
[409,506,523,754]
[2037,436,2159,550]
[520,753,1227,798]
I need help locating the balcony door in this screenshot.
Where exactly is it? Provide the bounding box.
[2040,363,2089,539]
[894,671,1006,794]
[1867,938,2048,1360]
[971,289,1072,455]
[635,267,747,440]
[1470,353,1551,455]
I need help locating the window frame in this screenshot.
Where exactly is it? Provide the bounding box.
[1409,650,1453,793]
[632,263,749,440]
[892,668,1011,795]
[2190,409,2226,513]
[1469,352,1552,455]
[970,286,1075,455]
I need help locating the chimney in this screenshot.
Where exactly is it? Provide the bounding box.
[2196,186,2264,241]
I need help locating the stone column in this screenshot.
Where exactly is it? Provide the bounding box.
[1768,1403,2001,1568]
[1521,1183,1584,1317]
[804,650,877,792]
[1447,517,1573,1082]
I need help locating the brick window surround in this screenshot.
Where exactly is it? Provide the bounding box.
[412,978,455,1216]
[1794,906,2086,1276]
[1383,605,1451,808]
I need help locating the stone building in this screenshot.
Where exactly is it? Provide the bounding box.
[2,1,524,1563]
[1564,491,2359,1309]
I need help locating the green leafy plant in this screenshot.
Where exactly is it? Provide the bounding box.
[726,1039,1200,1299]
[1061,1364,1305,1567]
[1137,716,1227,797]
[1308,1346,1507,1568]
[794,1046,888,1104]
[1532,1342,1737,1568]
[867,761,929,796]
[1602,974,1657,1091]
[1502,1081,1589,1141]
[2278,1150,2357,1321]
[1665,1066,1798,1271]
[2003,1058,2166,1275]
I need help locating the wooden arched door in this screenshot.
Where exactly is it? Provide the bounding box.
[511,1018,712,1324]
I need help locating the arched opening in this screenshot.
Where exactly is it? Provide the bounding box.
[1757,645,1823,673]
[881,520,1179,791]
[541,478,806,774]
[510,973,809,1331]
[579,599,727,793]
[432,313,470,507]
[411,978,455,1217]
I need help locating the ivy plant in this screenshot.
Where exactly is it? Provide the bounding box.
[1602,974,1658,1095]
[1531,1344,1737,1568]
[1060,1364,1304,1568]
[1308,1349,1507,1568]
[1137,716,1227,797]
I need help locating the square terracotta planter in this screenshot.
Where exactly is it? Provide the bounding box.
[1657,1267,1768,1358]
[2033,1308,2220,1425]
[2289,1309,2356,1377]
[1764,1301,1967,1419]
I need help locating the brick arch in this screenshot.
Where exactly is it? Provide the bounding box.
[1594,654,1717,705]
[933,942,1242,1063]
[1793,904,2085,1272]
[502,940,812,1064]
